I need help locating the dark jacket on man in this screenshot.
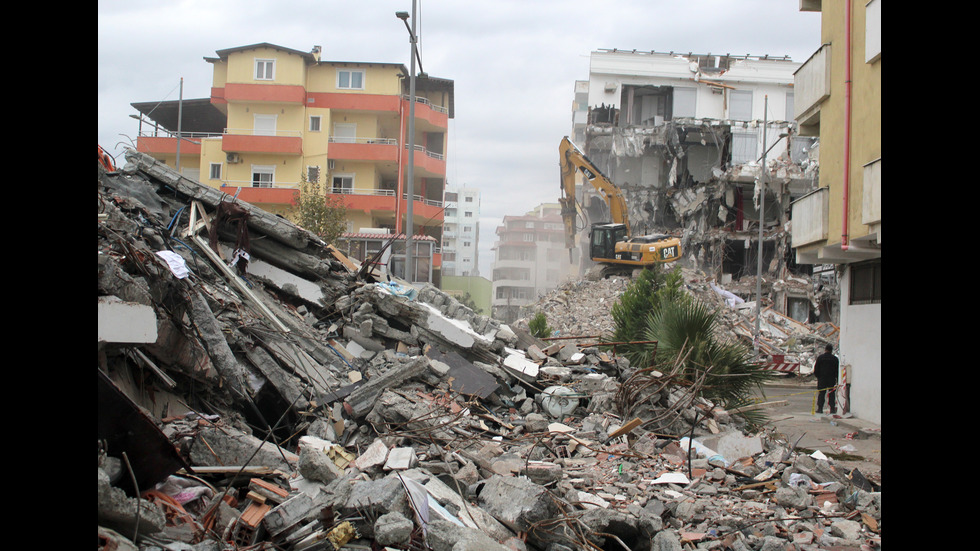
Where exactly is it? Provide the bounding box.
[814,351,839,385]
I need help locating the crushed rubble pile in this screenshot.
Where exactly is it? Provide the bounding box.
[98,150,879,551]
[518,269,839,375]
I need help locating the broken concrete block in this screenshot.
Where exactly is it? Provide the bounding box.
[477,475,559,533]
[345,356,430,418]
[98,296,158,344]
[344,475,413,521]
[383,447,418,471]
[354,438,390,472]
[188,425,297,472]
[527,344,548,362]
[502,351,539,382]
[98,468,168,537]
[262,491,317,538]
[297,436,346,484]
[374,511,414,546]
[698,431,764,463]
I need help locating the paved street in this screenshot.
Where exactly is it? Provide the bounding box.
[752,378,881,487]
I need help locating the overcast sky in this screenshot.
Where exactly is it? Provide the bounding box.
[98,0,821,277]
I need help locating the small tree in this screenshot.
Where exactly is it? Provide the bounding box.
[292,173,347,245]
[529,312,552,339]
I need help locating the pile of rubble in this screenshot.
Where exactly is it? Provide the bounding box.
[98,150,880,551]
[519,269,839,375]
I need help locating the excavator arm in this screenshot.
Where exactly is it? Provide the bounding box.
[558,136,630,253]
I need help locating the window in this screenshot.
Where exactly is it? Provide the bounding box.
[255,59,275,80]
[731,131,758,164]
[309,115,321,132]
[463,241,471,247]
[673,87,697,118]
[465,196,473,202]
[307,166,320,183]
[332,175,354,194]
[209,163,221,180]
[464,212,473,217]
[337,69,364,89]
[849,260,881,304]
[251,166,275,188]
[333,123,356,143]
[254,114,277,136]
[729,90,753,120]
[785,92,795,121]
[463,226,472,233]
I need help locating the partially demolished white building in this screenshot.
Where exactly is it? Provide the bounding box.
[572,49,831,323]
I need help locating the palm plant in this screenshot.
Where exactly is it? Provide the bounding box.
[644,299,774,408]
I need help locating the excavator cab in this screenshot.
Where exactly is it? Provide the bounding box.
[589,223,629,262]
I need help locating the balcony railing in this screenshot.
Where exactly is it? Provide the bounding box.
[224,128,303,138]
[403,143,445,161]
[402,95,449,114]
[138,130,222,140]
[327,136,399,145]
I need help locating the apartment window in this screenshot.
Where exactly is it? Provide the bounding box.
[673,87,697,118]
[255,59,275,80]
[463,241,471,247]
[465,196,473,202]
[251,166,275,188]
[731,131,758,164]
[730,90,753,120]
[307,166,320,183]
[463,226,472,233]
[254,114,277,136]
[332,175,354,194]
[337,69,364,90]
[464,212,473,217]
[309,115,321,132]
[523,234,534,242]
[849,259,881,305]
[785,93,795,121]
[333,123,356,144]
[209,163,221,180]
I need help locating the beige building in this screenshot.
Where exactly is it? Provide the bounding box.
[132,42,454,284]
[791,1,881,423]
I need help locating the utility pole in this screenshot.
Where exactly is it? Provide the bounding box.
[754,95,768,354]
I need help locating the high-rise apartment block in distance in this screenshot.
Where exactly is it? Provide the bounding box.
[441,185,480,277]
[490,203,575,324]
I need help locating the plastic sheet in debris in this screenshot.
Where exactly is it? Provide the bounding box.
[377,281,418,300]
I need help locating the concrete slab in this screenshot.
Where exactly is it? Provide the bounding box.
[98,296,157,344]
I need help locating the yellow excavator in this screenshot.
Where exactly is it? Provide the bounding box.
[559,136,681,277]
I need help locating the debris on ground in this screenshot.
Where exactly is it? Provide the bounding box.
[99,149,880,551]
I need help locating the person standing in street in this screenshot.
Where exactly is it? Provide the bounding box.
[813,344,840,415]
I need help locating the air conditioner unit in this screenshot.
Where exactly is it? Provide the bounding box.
[328,159,335,170]
[226,153,241,164]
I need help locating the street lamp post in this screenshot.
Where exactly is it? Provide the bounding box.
[396,5,419,283]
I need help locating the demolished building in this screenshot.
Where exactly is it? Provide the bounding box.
[98,148,879,550]
[569,50,834,325]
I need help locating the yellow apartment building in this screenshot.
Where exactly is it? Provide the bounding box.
[132,43,454,284]
[791,1,880,423]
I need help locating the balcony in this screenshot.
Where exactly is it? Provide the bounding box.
[793,44,831,131]
[222,128,303,155]
[790,187,828,248]
[220,181,299,205]
[862,158,881,231]
[136,131,219,156]
[327,136,400,163]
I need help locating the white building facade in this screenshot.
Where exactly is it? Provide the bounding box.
[442,185,481,277]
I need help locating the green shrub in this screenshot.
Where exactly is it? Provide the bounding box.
[529,312,552,339]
